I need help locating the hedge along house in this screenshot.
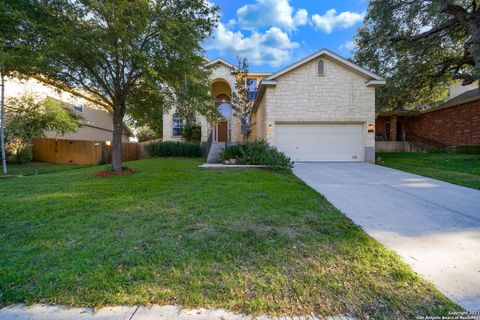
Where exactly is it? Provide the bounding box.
[375,82,480,151]
[163,49,385,163]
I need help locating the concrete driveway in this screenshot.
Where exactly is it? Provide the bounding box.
[293,163,480,311]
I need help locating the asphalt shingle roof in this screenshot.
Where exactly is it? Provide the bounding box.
[441,88,480,108]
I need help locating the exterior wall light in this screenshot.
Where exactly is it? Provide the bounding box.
[268,124,273,131]
[106,141,112,146]
[368,124,375,133]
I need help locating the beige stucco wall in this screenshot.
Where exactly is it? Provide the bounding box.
[45,105,130,143]
[5,77,131,143]
[261,56,376,162]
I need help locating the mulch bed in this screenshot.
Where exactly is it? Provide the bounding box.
[93,168,135,177]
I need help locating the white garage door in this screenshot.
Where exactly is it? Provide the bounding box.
[275,123,364,162]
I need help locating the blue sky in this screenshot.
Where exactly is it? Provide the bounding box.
[203,0,368,72]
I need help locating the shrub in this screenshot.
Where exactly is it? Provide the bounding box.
[455,144,480,154]
[221,141,293,170]
[145,141,204,158]
[6,146,31,164]
[182,123,202,143]
[220,145,242,161]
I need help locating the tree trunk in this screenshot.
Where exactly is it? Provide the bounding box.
[469,11,480,89]
[111,104,125,172]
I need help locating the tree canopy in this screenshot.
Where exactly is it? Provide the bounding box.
[354,0,479,112]
[2,0,219,170]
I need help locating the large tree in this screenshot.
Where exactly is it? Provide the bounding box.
[354,0,480,111]
[3,0,218,171]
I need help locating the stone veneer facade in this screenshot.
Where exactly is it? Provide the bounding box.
[163,62,267,144]
[251,55,376,162]
[163,52,380,162]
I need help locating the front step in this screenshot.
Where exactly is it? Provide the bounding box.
[207,142,226,163]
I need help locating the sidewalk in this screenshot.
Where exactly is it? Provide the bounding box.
[0,304,355,320]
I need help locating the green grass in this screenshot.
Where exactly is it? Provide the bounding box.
[377,152,480,190]
[3,162,89,177]
[0,159,460,318]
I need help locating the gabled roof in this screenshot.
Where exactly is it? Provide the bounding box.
[205,58,234,69]
[253,49,386,110]
[265,48,386,84]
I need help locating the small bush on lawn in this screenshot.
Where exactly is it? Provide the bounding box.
[456,144,480,154]
[146,141,204,158]
[221,141,294,170]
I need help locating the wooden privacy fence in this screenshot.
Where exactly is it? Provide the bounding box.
[32,138,145,165]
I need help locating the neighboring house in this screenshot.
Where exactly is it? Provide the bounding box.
[5,77,134,143]
[376,83,480,148]
[163,49,385,163]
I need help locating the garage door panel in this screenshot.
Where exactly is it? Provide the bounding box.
[275,124,364,162]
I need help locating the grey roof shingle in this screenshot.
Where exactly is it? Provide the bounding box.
[441,88,480,108]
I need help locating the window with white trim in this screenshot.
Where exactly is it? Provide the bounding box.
[172,114,184,136]
[317,59,325,76]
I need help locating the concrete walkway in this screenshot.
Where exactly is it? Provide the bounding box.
[0,304,354,320]
[293,163,480,311]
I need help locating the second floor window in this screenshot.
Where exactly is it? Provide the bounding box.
[173,115,184,136]
[247,79,257,101]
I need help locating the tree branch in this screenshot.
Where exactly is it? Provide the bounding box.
[390,19,457,42]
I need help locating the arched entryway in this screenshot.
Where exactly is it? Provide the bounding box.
[211,79,232,142]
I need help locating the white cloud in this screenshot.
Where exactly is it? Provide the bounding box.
[204,22,299,67]
[312,9,365,33]
[227,19,236,28]
[237,0,308,30]
[294,9,309,27]
[339,40,357,52]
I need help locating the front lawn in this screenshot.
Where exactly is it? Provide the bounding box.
[0,159,459,318]
[377,152,480,190]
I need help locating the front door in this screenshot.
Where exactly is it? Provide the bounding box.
[217,121,228,142]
